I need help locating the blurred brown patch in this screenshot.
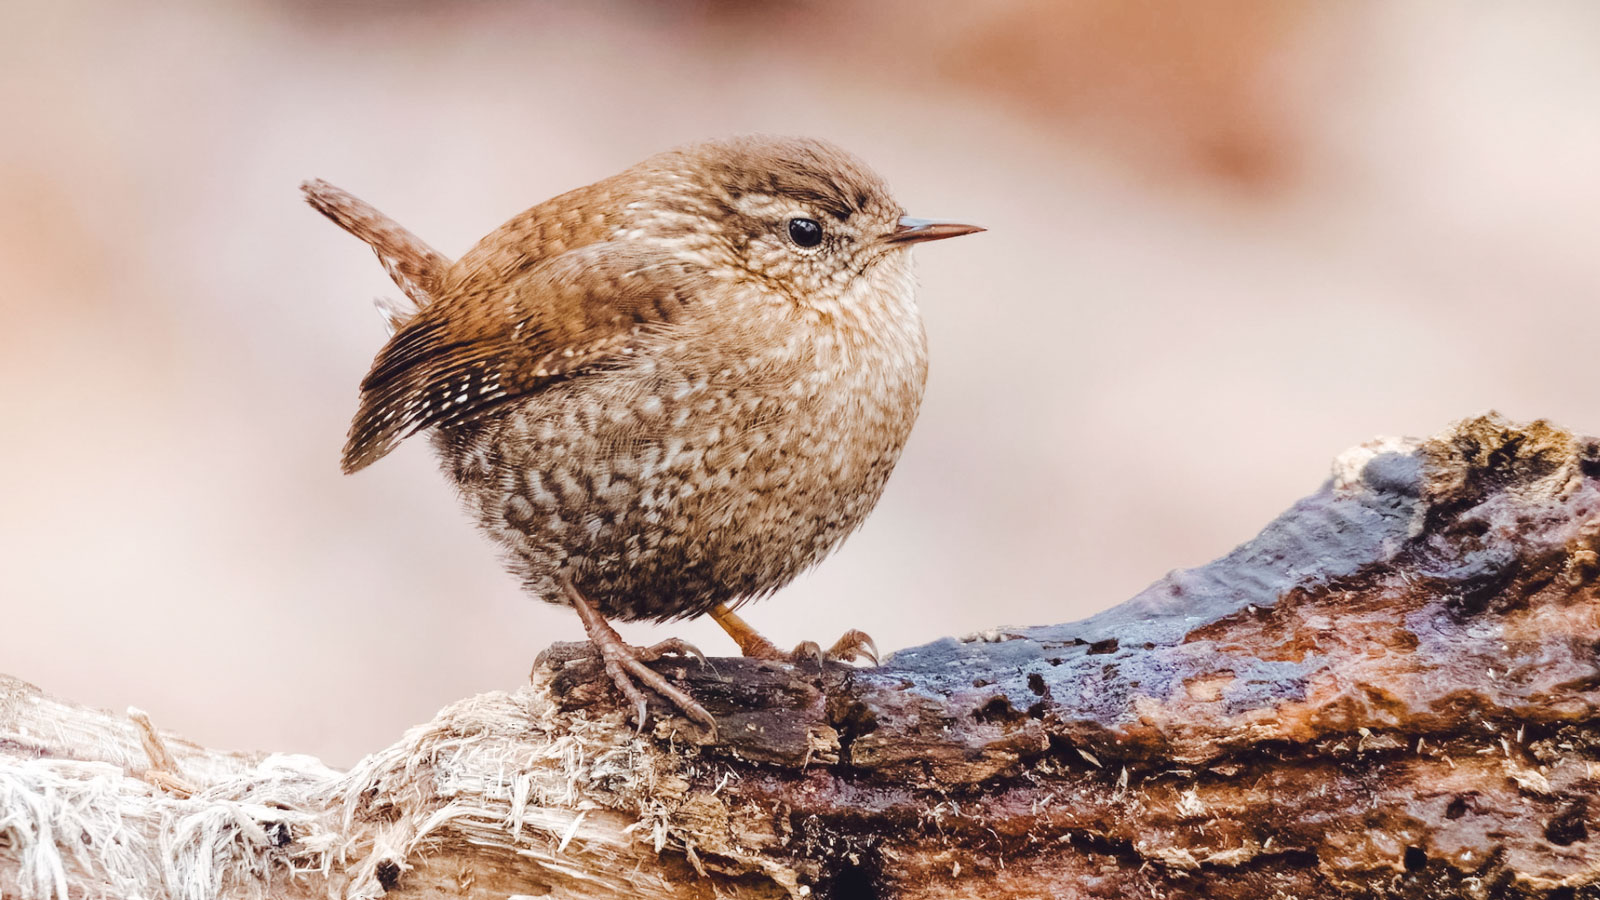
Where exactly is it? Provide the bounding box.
[704,0,1343,191]
[943,0,1321,188]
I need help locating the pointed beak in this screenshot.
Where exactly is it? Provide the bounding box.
[884,216,986,246]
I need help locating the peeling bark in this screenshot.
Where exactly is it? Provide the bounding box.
[3,414,1598,899]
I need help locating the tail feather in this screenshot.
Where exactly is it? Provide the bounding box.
[301,179,450,330]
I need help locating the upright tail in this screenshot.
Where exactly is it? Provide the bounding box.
[301,179,450,333]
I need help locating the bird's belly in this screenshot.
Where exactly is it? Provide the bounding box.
[439,350,925,622]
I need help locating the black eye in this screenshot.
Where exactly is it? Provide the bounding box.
[786,217,823,248]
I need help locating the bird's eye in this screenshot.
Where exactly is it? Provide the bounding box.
[786,217,823,248]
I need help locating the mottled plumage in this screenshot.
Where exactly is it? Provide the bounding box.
[304,136,980,727]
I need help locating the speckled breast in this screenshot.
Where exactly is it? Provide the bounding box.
[436,305,928,622]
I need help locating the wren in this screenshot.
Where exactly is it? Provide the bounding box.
[303,136,982,731]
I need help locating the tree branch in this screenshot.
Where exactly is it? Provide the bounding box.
[3,414,1598,899]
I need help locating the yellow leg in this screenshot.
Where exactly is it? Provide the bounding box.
[709,603,785,659]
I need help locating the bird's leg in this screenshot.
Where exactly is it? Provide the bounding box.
[560,574,715,734]
[708,603,879,666]
[708,603,785,659]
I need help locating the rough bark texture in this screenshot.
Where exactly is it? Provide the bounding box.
[3,414,1599,899]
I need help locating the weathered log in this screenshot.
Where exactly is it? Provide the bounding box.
[2,414,1598,899]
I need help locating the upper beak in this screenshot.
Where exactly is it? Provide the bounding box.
[884,216,986,245]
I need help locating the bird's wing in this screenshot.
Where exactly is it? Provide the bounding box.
[342,241,702,472]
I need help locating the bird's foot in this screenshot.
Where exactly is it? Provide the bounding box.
[709,603,879,666]
[590,633,716,734]
[790,629,879,666]
[560,575,716,736]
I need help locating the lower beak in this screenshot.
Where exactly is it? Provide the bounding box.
[885,216,986,245]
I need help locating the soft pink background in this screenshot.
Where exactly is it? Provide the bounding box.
[6,1,1600,766]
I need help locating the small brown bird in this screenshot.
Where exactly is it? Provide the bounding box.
[303,136,981,730]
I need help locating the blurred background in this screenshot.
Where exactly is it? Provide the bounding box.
[5,0,1600,766]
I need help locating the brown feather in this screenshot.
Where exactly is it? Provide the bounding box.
[299,179,448,309]
[340,242,704,472]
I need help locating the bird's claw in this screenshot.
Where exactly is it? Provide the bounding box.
[638,637,709,667]
[791,629,879,667]
[591,636,717,736]
[830,629,880,666]
[561,575,716,737]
